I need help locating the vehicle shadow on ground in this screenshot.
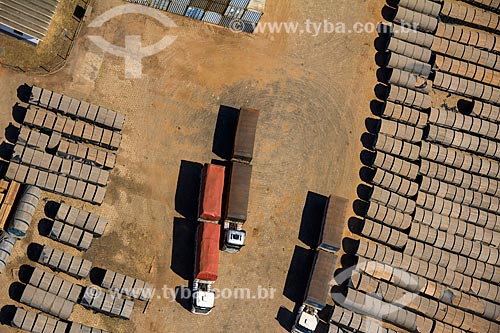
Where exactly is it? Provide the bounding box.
[298,191,329,248]
[278,245,315,331]
[276,306,294,331]
[212,105,239,160]
[174,160,203,221]
[175,286,192,312]
[170,217,196,281]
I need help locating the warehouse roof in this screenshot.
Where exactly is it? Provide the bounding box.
[0,0,60,41]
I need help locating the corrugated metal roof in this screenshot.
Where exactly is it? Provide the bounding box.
[185,6,204,20]
[202,11,222,24]
[242,10,262,23]
[229,0,249,8]
[0,0,60,41]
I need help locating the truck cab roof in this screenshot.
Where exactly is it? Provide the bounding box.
[193,290,215,309]
[226,229,246,246]
[296,311,318,332]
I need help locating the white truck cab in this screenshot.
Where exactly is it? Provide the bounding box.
[222,228,246,253]
[191,282,215,315]
[291,305,319,333]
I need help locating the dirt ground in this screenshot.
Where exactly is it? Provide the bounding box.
[0,0,382,332]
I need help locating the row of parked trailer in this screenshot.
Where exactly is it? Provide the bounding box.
[191,107,259,315]
[291,196,349,333]
[325,0,500,332]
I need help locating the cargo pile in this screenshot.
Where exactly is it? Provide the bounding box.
[6,201,154,332]
[0,86,153,332]
[5,86,124,205]
[325,1,500,333]
[127,0,265,33]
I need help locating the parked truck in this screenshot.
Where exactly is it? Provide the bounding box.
[292,250,338,333]
[222,162,253,253]
[198,164,225,223]
[318,196,349,253]
[191,222,220,315]
[232,107,260,164]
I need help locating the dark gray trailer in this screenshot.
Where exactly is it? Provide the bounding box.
[318,195,349,252]
[305,250,337,309]
[222,162,253,253]
[232,108,260,163]
[292,250,338,333]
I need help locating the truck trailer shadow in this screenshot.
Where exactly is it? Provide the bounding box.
[278,245,315,330]
[276,306,294,331]
[283,246,315,303]
[212,105,240,160]
[299,192,329,248]
[175,286,192,311]
[170,217,197,280]
[174,160,203,221]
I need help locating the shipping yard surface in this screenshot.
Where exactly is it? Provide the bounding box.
[0,0,381,332]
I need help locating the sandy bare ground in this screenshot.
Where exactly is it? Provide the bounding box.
[0,0,383,332]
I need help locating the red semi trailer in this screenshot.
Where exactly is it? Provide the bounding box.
[198,164,225,223]
[191,222,220,315]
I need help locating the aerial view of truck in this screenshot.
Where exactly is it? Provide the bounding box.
[198,163,225,223]
[292,249,338,333]
[222,162,253,253]
[191,222,221,315]
[232,107,260,164]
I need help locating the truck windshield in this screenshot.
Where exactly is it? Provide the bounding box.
[194,305,211,313]
[293,325,313,333]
